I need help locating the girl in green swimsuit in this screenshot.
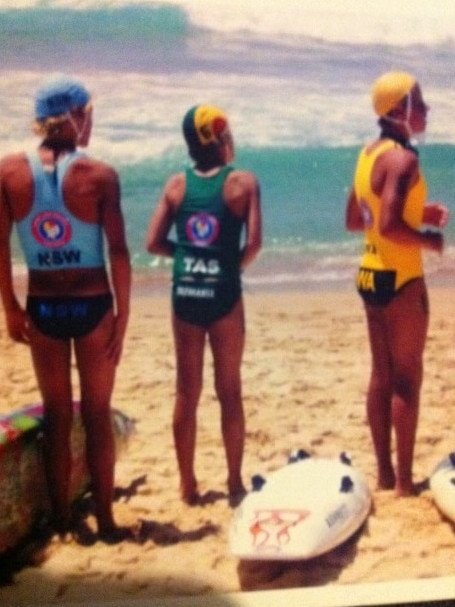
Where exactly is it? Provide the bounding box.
[145,105,262,504]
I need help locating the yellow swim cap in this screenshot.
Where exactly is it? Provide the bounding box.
[371,71,416,117]
[183,105,228,148]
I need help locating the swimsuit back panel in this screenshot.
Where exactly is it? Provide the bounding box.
[16,152,105,271]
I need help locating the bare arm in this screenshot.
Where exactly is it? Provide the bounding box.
[99,165,131,363]
[345,187,364,232]
[378,150,444,253]
[239,173,262,269]
[223,169,262,269]
[145,173,185,257]
[0,161,30,344]
[422,203,450,229]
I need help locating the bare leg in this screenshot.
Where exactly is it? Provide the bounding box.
[75,309,121,534]
[209,299,246,497]
[28,326,74,533]
[365,279,429,496]
[388,279,429,496]
[364,306,395,490]
[172,313,206,503]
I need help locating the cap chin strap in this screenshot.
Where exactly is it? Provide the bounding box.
[67,112,89,144]
[382,93,424,143]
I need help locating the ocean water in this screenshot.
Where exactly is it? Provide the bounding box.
[1,0,454,291]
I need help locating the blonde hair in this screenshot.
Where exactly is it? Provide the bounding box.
[31,100,92,138]
[32,114,68,138]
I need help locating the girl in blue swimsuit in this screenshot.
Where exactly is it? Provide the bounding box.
[0,76,132,541]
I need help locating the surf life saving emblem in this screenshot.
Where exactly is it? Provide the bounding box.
[186,212,219,246]
[249,508,310,554]
[32,212,72,248]
[359,200,373,228]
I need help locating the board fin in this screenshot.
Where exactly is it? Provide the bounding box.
[251,474,266,491]
[340,452,352,466]
[340,475,354,493]
[288,449,310,464]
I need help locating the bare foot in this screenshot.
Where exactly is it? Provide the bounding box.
[395,475,415,497]
[228,489,247,508]
[98,526,135,544]
[180,478,199,505]
[228,477,246,497]
[181,491,201,506]
[70,519,97,547]
[227,478,247,508]
[377,466,396,491]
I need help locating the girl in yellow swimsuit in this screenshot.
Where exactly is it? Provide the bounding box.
[345,71,449,497]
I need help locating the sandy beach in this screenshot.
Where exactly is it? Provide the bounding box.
[0,278,454,606]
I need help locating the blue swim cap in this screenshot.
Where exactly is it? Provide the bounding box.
[35,76,90,120]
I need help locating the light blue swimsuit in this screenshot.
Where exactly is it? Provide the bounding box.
[18,152,112,340]
[16,152,104,270]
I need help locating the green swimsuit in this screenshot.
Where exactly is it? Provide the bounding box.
[172,166,243,326]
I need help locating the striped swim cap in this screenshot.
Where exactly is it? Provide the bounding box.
[35,76,90,120]
[182,105,228,148]
[371,71,416,117]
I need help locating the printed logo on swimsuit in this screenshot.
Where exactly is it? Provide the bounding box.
[32,212,72,248]
[359,200,373,228]
[186,213,219,246]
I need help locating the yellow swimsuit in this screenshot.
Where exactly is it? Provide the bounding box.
[353,138,426,306]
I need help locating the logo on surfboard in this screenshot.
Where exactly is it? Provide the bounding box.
[249,508,310,553]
